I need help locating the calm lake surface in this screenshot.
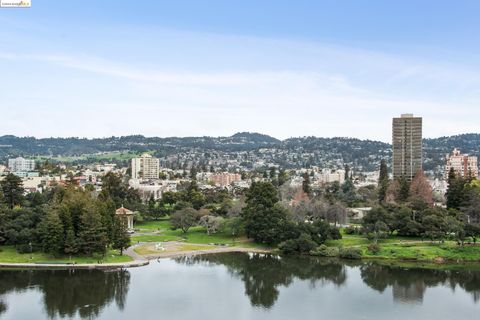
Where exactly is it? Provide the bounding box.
[0,253,479,319]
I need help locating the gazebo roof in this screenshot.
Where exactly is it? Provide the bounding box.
[116,205,133,215]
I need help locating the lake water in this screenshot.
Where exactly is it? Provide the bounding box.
[0,253,479,319]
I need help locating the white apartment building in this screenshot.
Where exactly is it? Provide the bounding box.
[315,169,346,185]
[131,154,160,180]
[8,157,35,172]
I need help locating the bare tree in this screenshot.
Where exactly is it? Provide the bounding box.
[199,215,224,235]
[409,170,433,206]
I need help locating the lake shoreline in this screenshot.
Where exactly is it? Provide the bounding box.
[0,245,272,270]
[0,259,149,270]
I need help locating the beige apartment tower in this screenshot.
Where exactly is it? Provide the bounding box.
[392,114,422,181]
[131,154,160,180]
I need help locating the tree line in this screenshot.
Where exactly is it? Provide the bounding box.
[0,173,132,257]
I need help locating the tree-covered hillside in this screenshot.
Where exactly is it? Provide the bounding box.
[1,133,479,173]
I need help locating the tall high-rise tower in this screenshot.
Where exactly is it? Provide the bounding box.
[392,114,422,181]
[131,154,160,180]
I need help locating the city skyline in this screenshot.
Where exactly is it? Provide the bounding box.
[2,1,480,141]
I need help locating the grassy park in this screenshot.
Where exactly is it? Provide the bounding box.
[322,231,480,262]
[0,246,132,264]
[132,218,265,247]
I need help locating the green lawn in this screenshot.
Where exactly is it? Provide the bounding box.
[362,242,480,261]
[0,246,132,264]
[133,219,269,248]
[325,234,419,247]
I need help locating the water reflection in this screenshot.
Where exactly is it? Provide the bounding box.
[176,253,348,308]
[0,269,130,318]
[0,254,479,319]
[360,262,480,304]
[178,253,480,308]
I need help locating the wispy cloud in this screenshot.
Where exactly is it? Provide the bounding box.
[1,26,480,140]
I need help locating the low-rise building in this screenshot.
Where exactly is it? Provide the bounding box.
[209,172,242,187]
[445,148,478,179]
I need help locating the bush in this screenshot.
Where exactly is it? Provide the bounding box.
[310,244,339,257]
[279,233,317,255]
[134,212,144,223]
[367,243,381,255]
[339,247,362,259]
[16,244,33,254]
[344,226,358,235]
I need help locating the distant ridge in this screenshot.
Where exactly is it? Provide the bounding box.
[1,133,480,173]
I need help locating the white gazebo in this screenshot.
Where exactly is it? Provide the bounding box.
[116,205,134,230]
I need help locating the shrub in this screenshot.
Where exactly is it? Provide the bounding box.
[367,243,381,255]
[344,226,358,235]
[16,244,32,254]
[339,247,362,259]
[279,233,317,255]
[134,212,144,223]
[310,244,339,257]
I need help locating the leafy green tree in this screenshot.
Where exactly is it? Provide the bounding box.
[465,223,480,244]
[0,173,25,209]
[171,207,199,233]
[278,233,317,254]
[392,206,422,236]
[422,208,448,242]
[221,216,244,242]
[371,221,389,243]
[362,206,393,236]
[112,216,131,255]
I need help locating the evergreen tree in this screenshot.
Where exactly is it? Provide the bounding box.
[241,182,288,244]
[0,173,25,209]
[112,216,131,255]
[78,209,108,255]
[398,177,410,202]
[277,169,288,186]
[446,168,466,210]
[63,226,78,256]
[340,178,356,206]
[39,211,64,255]
[344,165,350,180]
[302,172,311,196]
[378,160,389,202]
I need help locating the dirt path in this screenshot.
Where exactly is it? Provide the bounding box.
[125,241,272,260]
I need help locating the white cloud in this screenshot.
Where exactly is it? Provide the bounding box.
[1,27,480,141]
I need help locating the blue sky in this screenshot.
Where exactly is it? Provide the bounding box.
[1,1,480,141]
